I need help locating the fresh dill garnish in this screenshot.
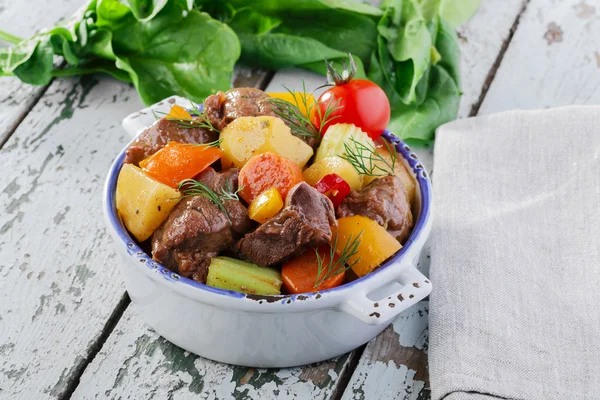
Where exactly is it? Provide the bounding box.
[314,231,363,288]
[153,102,219,133]
[181,138,223,149]
[339,137,397,177]
[268,80,341,138]
[177,179,241,219]
[219,179,243,202]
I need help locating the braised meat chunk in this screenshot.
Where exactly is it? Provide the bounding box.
[204,88,276,131]
[195,167,252,236]
[152,169,252,283]
[152,196,232,283]
[125,117,218,166]
[236,182,337,267]
[336,175,413,243]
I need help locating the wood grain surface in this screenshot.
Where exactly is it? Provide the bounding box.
[479,0,600,114]
[0,0,84,146]
[0,76,143,399]
[3,0,599,399]
[73,308,358,400]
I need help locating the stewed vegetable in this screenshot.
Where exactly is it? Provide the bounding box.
[116,164,181,241]
[116,67,416,296]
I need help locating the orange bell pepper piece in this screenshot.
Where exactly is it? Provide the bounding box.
[167,105,193,120]
[281,246,345,294]
[139,142,223,188]
[335,216,401,277]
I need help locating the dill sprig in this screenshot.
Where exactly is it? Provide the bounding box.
[268,80,341,138]
[219,179,243,202]
[153,102,219,133]
[177,179,241,219]
[314,231,363,288]
[181,138,223,149]
[339,137,397,177]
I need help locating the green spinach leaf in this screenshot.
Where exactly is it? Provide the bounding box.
[198,0,382,17]
[376,0,436,104]
[435,17,460,86]
[124,0,169,21]
[387,64,459,143]
[371,10,461,143]
[111,5,240,104]
[439,0,481,28]
[0,0,476,139]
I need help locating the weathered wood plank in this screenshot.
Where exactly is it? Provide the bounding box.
[0,0,84,146]
[478,0,600,114]
[0,76,144,399]
[342,1,530,398]
[342,303,429,400]
[73,307,356,400]
[457,0,527,116]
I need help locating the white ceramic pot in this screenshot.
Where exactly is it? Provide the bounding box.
[104,96,433,368]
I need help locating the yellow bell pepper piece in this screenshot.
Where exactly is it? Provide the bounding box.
[335,216,401,277]
[303,156,363,191]
[267,92,316,117]
[248,187,284,223]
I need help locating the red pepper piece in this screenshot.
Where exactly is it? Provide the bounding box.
[314,173,351,208]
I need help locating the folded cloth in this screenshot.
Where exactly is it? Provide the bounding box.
[428,106,600,400]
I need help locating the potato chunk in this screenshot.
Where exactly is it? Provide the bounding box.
[116,164,181,242]
[219,116,313,169]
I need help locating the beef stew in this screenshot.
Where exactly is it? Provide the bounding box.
[115,87,416,295]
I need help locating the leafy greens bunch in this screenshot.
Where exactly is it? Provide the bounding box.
[0,0,478,144]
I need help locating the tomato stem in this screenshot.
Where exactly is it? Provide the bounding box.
[325,53,357,86]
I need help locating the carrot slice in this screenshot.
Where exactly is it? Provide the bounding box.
[281,246,345,294]
[140,142,223,188]
[238,152,304,203]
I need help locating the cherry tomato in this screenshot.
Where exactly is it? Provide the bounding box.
[310,56,390,140]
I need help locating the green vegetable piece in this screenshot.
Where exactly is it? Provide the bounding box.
[228,6,377,72]
[112,6,241,105]
[123,0,169,22]
[439,0,481,28]
[377,0,433,105]
[206,257,283,295]
[370,13,461,144]
[430,46,441,65]
[387,64,460,144]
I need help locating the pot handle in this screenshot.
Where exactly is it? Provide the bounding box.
[338,264,431,326]
[122,95,191,138]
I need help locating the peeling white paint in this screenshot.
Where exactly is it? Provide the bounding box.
[393,304,429,351]
[344,361,426,400]
[0,0,86,145]
[0,73,142,399]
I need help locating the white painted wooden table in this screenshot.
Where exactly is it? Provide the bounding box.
[2,0,599,398]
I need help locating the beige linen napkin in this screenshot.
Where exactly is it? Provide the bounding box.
[428,106,600,400]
